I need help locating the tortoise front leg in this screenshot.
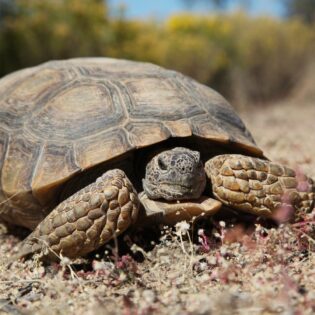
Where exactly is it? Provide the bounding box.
[205,154,314,220]
[12,169,139,261]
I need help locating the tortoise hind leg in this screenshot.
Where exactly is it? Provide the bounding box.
[11,169,139,261]
[205,154,314,220]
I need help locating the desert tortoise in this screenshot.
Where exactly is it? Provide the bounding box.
[0,58,313,260]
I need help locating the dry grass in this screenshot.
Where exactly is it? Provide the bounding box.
[1,100,315,315]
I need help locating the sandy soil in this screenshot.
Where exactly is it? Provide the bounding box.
[242,101,315,179]
[1,100,315,315]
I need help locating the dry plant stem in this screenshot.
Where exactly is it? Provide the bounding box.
[1,101,315,314]
[0,192,20,207]
[186,231,195,269]
[0,280,42,284]
[24,239,82,285]
[130,242,153,262]
[292,220,315,227]
[112,232,119,267]
[175,222,196,271]
[293,228,315,244]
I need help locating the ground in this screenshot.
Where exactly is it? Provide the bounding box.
[1,100,315,315]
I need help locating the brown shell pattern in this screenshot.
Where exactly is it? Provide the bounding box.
[0,58,262,217]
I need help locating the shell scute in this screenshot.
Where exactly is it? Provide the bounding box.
[0,58,262,228]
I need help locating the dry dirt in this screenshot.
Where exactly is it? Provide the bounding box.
[1,100,315,315]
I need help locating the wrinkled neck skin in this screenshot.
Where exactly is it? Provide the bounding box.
[143,147,206,201]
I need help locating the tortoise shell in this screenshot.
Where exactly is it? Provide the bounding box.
[0,58,263,228]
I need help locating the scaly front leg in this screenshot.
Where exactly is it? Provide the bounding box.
[205,154,314,220]
[12,169,139,261]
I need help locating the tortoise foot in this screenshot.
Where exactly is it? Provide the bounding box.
[11,169,139,261]
[205,154,314,220]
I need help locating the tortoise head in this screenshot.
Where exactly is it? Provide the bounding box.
[143,147,206,200]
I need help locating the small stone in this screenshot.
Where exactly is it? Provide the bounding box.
[142,290,155,304]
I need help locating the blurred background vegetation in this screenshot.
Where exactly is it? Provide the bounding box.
[0,0,314,106]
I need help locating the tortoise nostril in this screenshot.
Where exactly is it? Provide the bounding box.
[158,157,168,170]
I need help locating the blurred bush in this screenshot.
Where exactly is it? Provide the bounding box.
[0,0,112,74]
[0,0,314,106]
[152,13,314,103]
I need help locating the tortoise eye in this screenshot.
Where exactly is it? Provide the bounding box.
[158,157,168,170]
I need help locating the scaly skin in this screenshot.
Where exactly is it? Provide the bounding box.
[12,169,139,260]
[206,154,315,219]
[11,152,315,262]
